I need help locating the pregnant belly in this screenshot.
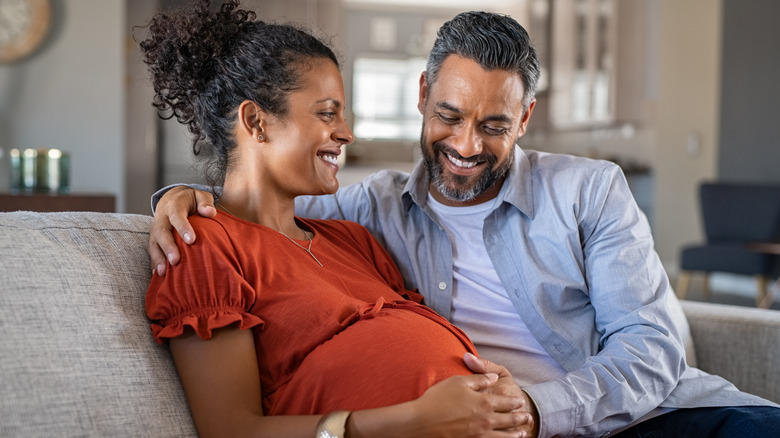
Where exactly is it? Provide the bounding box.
[266,299,476,415]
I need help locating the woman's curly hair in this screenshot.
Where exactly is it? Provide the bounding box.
[138,0,338,186]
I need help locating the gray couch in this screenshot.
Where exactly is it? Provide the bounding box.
[1,211,779,437]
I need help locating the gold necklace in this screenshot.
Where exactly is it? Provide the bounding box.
[217,203,323,267]
[279,231,323,267]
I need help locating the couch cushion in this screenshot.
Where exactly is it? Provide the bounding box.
[680,300,780,403]
[0,212,196,438]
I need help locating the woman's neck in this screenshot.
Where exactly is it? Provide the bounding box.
[219,179,306,240]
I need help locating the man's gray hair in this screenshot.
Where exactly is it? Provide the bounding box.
[426,11,540,111]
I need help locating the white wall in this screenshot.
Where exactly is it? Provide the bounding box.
[0,0,126,211]
[653,0,721,273]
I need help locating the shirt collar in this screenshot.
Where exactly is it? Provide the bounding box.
[402,146,535,219]
[401,159,431,212]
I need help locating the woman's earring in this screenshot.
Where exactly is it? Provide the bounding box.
[257,133,265,142]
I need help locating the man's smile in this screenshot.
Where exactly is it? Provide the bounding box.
[445,151,480,169]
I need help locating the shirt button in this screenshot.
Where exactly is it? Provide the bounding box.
[438,281,447,290]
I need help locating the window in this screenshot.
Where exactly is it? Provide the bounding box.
[352,57,427,141]
[550,0,616,127]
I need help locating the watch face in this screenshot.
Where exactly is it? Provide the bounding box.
[0,0,51,63]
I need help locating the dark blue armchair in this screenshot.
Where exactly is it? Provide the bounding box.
[677,182,780,307]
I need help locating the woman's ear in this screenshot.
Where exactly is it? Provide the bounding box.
[238,100,266,143]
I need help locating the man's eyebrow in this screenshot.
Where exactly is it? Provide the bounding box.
[435,101,513,124]
[435,101,461,114]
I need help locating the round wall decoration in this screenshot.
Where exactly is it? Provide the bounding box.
[0,0,52,63]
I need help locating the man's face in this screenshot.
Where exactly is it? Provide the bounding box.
[417,55,535,206]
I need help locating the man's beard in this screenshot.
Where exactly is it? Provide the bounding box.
[421,131,513,203]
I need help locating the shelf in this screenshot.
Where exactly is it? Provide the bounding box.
[0,192,116,213]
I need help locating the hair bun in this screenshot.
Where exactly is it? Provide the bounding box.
[139,0,256,128]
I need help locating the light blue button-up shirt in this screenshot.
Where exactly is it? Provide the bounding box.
[293,147,775,437]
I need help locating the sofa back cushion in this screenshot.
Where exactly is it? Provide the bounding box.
[0,212,196,438]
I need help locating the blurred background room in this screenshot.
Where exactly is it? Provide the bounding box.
[1,0,778,307]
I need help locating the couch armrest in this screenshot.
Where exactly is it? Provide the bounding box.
[680,300,780,403]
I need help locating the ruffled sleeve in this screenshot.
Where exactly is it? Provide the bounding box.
[145,216,264,344]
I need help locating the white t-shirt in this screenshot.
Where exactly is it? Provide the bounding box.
[427,195,567,386]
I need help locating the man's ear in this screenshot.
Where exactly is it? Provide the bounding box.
[417,71,429,115]
[517,98,537,137]
[238,100,266,141]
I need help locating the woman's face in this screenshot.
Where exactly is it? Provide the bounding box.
[261,58,353,198]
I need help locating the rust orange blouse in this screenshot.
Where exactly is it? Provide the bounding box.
[146,212,476,415]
